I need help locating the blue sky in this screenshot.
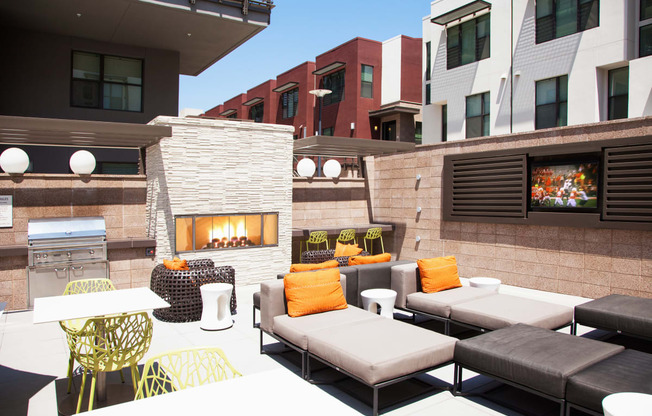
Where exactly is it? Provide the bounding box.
[178,0,430,112]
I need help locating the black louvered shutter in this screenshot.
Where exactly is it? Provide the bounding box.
[602,144,652,222]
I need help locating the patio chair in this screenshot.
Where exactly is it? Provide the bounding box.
[299,230,328,259]
[134,346,242,399]
[363,227,384,254]
[336,228,357,245]
[62,311,153,413]
[60,278,118,394]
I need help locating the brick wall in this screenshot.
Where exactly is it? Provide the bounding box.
[368,117,652,299]
[146,116,294,285]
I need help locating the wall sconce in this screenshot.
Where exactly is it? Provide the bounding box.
[416,206,422,213]
[500,73,508,80]
[69,150,96,175]
[0,147,30,174]
[296,158,316,177]
[350,122,355,130]
[323,159,342,178]
[416,174,421,181]
[514,71,521,77]
[415,236,421,242]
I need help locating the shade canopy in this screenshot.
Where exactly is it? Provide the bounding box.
[430,1,491,25]
[293,136,415,158]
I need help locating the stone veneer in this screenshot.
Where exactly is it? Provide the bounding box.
[146,116,294,286]
[367,116,652,299]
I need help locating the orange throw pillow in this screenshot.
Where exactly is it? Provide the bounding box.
[334,241,363,257]
[284,268,347,317]
[289,260,339,272]
[348,253,391,266]
[163,257,189,271]
[417,256,462,293]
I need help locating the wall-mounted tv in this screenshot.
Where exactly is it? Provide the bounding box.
[529,156,600,212]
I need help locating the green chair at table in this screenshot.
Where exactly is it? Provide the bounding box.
[336,228,357,245]
[363,227,384,255]
[134,346,242,399]
[300,231,329,261]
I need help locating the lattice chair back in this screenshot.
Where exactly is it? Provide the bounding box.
[63,278,116,295]
[135,347,242,399]
[63,312,154,413]
[363,227,384,255]
[336,228,357,244]
[301,230,329,257]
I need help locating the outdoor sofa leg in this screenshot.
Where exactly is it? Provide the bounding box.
[373,386,379,416]
[452,363,462,395]
[559,400,566,416]
[444,320,450,336]
[571,321,577,335]
[259,329,264,354]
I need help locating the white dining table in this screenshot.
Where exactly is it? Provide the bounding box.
[84,368,359,415]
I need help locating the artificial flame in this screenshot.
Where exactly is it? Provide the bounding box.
[211,217,246,241]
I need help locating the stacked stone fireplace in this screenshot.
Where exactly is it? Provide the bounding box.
[146,116,294,285]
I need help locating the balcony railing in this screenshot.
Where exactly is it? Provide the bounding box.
[205,0,274,15]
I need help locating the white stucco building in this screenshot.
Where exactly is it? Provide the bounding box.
[422,0,652,143]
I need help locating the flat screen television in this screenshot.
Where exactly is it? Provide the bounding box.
[529,157,600,212]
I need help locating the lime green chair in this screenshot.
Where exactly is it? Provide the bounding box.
[62,312,153,413]
[336,228,357,245]
[363,227,384,255]
[135,347,242,399]
[61,278,117,394]
[299,230,329,261]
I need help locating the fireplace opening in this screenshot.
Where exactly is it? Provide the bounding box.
[175,213,278,252]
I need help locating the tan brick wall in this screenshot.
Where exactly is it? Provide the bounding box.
[368,117,652,299]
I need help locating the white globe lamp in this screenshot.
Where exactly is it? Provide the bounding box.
[323,159,342,178]
[0,147,30,174]
[70,150,96,175]
[296,158,316,177]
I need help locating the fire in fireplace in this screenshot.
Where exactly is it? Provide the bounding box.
[175,213,278,253]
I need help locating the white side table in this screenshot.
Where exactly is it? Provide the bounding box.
[360,288,397,319]
[200,283,233,331]
[603,392,652,416]
[469,277,501,292]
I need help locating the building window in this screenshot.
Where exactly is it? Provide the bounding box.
[643,0,652,19]
[535,75,568,129]
[442,104,448,142]
[175,213,278,253]
[322,127,334,136]
[250,102,264,123]
[425,41,431,81]
[227,113,238,119]
[382,121,396,141]
[425,84,431,105]
[536,0,599,44]
[447,14,490,70]
[321,69,345,105]
[641,0,652,57]
[361,65,373,98]
[466,92,490,138]
[608,67,628,120]
[282,88,299,118]
[71,51,143,112]
[415,122,422,145]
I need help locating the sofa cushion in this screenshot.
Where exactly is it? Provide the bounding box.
[406,286,496,318]
[417,256,462,293]
[334,242,363,257]
[273,306,379,350]
[454,324,624,398]
[349,253,391,266]
[289,260,339,272]
[574,294,652,339]
[308,318,457,385]
[450,294,573,330]
[566,349,652,413]
[284,269,347,317]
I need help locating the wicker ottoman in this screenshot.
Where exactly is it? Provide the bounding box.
[150,259,236,322]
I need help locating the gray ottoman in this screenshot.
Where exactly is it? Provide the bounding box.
[566,349,652,414]
[454,324,624,414]
[574,294,652,340]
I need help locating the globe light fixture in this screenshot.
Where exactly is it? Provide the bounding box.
[322,159,342,178]
[296,158,316,177]
[0,147,30,174]
[69,150,96,175]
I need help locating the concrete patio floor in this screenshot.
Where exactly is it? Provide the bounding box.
[0,281,602,416]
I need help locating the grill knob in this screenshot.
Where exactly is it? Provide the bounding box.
[43,253,48,259]
[67,252,72,258]
[89,249,95,255]
[35,254,40,259]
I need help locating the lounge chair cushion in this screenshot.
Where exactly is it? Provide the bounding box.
[454,324,624,398]
[406,286,496,318]
[289,260,339,272]
[273,306,378,350]
[574,294,652,339]
[450,294,573,330]
[566,349,652,413]
[308,317,457,385]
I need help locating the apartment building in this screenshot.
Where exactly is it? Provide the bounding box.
[422,0,652,143]
[204,35,423,143]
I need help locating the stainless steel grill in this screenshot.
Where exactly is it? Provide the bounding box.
[27,217,109,308]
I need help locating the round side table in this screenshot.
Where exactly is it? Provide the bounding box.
[360,288,397,319]
[469,277,501,292]
[603,392,652,416]
[200,283,234,331]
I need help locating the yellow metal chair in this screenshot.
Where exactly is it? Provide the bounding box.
[62,311,154,413]
[363,227,384,255]
[299,230,329,260]
[336,228,357,245]
[134,347,242,399]
[61,278,118,394]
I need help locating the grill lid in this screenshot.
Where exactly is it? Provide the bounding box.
[28,217,106,241]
